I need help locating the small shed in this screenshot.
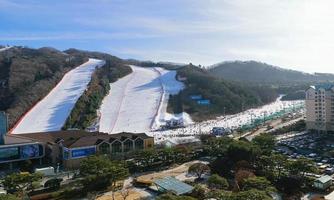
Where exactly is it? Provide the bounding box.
[154,176,193,196]
[314,175,332,190]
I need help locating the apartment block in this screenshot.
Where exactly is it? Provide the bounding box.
[306,84,334,133]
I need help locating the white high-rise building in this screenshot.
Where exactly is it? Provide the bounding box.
[305,84,334,133]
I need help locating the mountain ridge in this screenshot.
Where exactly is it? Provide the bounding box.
[207,60,334,83]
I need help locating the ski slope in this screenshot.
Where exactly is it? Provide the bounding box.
[99,66,161,133]
[152,68,192,130]
[0,46,12,52]
[11,58,105,134]
[99,66,186,133]
[152,97,305,143]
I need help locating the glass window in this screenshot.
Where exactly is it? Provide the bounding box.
[134,139,144,150]
[123,140,133,153]
[111,141,122,154]
[0,147,19,162]
[98,143,110,154]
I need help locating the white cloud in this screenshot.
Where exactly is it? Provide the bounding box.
[2,0,334,73]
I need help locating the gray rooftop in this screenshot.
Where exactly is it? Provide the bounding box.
[154,176,193,195]
[315,175,332,184]
[310,83,334,91]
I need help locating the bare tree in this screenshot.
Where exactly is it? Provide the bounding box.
[120,187,131,200]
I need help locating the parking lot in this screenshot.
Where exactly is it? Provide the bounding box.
[276,132,334,177]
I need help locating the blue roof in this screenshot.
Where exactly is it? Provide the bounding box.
[154,176,193,195]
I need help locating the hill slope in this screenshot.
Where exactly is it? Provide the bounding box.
[0,46,86,127]
[62,49,132,130]
[208,61,334,83]
[168,64,278,121]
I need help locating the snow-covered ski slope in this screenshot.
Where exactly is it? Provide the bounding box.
[0,46,12,52]
[99,65,185,133]
[12,58,105,134]
[152,68,192,129]
[152,97,304,143]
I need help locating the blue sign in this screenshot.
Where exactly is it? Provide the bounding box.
[20,144,40,158]
[71,147,96,158]
[197,100,210,105]
[190,95,202,100]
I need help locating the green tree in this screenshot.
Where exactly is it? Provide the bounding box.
[226,141,260,164]
[208,174,229,190]
[80,156,129,191]
[137,149,157,169]
[2,172,43,195]
[276,176,302,195]
[156,193,197,200]
[44,178,62,190]
[188,163,210,180]
[288,158,317,178]
[232,189,272,200]
[252,133,275,155]
[205,137,233,157]
[241,176,276,194]
[191,184,207,200]
[217,189,272,200]
[0,194,19,200]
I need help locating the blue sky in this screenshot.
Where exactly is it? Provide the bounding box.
[1,0,334,73]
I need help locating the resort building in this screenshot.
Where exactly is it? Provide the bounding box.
[0,112,45,170]
[0,113,154,171]
[20,131,154,169]
[306,84,334,133]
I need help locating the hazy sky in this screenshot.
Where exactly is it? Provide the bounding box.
[1,0,334,73]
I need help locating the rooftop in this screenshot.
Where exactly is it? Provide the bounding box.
[17,131,152,148]
[315,175,332,184]
[2,134,37,145]
[154,176,193,196]
[310,83,334,91]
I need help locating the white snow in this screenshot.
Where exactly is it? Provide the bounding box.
[152,67,192,130]
[99,65,162,133]
[99,66,188,134]
[0,46,12,52]
[151,97,305,143]
[11,58,105,134]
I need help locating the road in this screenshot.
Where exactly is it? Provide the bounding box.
[244,116,304,141]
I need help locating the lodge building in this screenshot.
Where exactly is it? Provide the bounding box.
[0,130,154,169]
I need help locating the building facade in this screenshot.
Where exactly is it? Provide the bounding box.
[306,84,334,133]
[21,131,154,169]
[0,130,154,170]
[0,134,45,170]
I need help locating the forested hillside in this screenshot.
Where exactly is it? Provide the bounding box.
[168,64,278,121]
[63,49,132,130]
[125,59,185,70]
[208,61,334,83]
[0,47,86,127]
